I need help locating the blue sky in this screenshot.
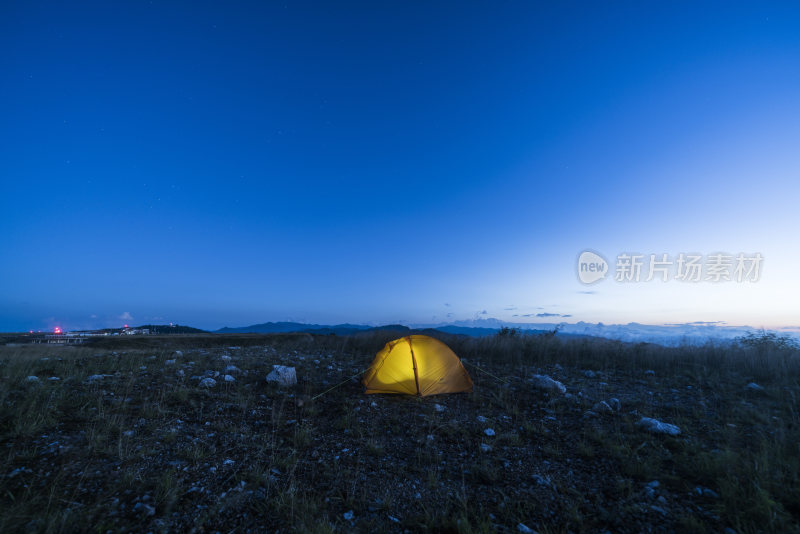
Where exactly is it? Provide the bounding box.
[2,2,799,332]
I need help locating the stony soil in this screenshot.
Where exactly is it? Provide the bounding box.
[1,336,798,533]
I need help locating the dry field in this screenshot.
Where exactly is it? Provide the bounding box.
[0,331,798,533]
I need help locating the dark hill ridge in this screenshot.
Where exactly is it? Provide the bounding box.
[135,324,207,334]
[215,322,373,335]
[214,321,556,338]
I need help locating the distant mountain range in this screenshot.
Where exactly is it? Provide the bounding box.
[216,322,376,335]
[214,318,799,346]
[215,321,552,338]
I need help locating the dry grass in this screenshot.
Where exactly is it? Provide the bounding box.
[0,332,798,533]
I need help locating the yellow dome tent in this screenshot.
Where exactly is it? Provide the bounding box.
[362,335,473,396]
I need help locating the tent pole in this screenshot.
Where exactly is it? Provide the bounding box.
[408,337,421,396]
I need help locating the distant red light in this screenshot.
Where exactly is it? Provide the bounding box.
[124,324,128,328]
[54,327,62,334]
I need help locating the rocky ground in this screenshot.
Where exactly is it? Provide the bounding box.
[0,334,798,533]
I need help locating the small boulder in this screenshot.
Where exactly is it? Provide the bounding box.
[593,401,613,414]
[531,374,566,395]
[133,502,156,516]
[26,376,40,383]
[223,374,235,382]
[745,382,764,392]
[266,365,297,386]
[86,374,108,383]
[198,377,217,388]
[637,416,680,436]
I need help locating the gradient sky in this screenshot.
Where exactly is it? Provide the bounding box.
[2,2,799,332]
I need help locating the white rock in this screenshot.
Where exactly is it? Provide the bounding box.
[484,428,495,437]
[164,359,176,365]
[133,502,155,516]
[224,365,241,373]
[532,474,551,487]
[8,467,27,478]
[593,401,613,414]
[480,443,492,452]
[174,351,183,356]
[584,370,596,378]
[531,374,566,395]
[26,376,40,382]
[223,459,235,466]
[48,377,60,381]
[198,377,217,388]
[86,374,108,382]
[266,365,297,386]
[176,369,185,377]
[745,382,764,391]
[645,369,655,376]
[518,523,537,533]
[221,355,232,361]
[223,374,235,382]
[476,415,487,423]
[434,404,445,412]
[343,510,354,521]
[637,416,680,436]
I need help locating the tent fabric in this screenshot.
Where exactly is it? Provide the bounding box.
[362,335,473,396]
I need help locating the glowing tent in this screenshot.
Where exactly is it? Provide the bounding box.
[362,335,473,396]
